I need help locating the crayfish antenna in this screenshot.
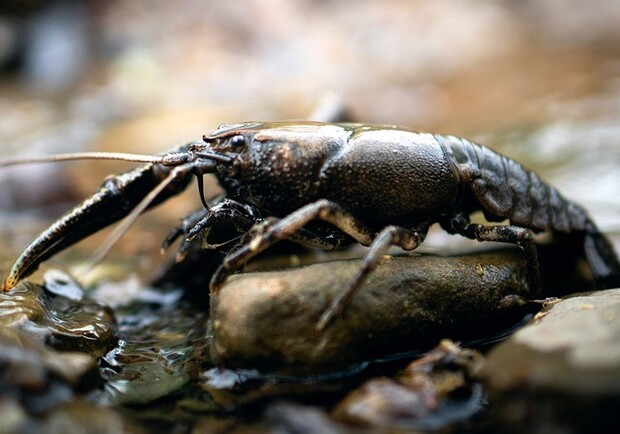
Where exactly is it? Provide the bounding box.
[0,152,165,167]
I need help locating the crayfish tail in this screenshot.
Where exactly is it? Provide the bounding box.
[584,224,620,289]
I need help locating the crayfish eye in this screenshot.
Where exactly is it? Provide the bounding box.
[228,135,246,150]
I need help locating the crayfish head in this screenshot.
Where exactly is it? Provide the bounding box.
[200,123,265,179]
[203,125,255,154]
[202,122,348,213]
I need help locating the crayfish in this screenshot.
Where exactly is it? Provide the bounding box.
[2,122,619,329]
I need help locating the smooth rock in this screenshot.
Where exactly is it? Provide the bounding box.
[479,287,620,433]
[210,249,535,373]
[481,288,620,393]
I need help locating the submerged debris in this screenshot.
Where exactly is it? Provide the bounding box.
[333,340,485,430]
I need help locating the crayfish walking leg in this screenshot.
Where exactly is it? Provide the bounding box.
[209,199,426,330]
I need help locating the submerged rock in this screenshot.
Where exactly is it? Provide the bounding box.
[105,362,190,406]
[479,287,620,433]
[210,249,535,374]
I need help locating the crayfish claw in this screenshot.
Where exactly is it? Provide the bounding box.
[186,217,212,241]
[1,151,198,289]
[2,277,16,292]
[174,239,194,263]
[160,208,210,261]
[161,226,185,254]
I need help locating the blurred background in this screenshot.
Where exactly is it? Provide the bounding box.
[0,0,619,266]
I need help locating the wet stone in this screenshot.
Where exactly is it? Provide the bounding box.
[210,249,535,374]
[0,281,116,358]
[479,287,620,433]
[43,400,142,434]
[0,282,49,328]
[0,281,116,424]
[0,399,28,434]
[0,327,101,416]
